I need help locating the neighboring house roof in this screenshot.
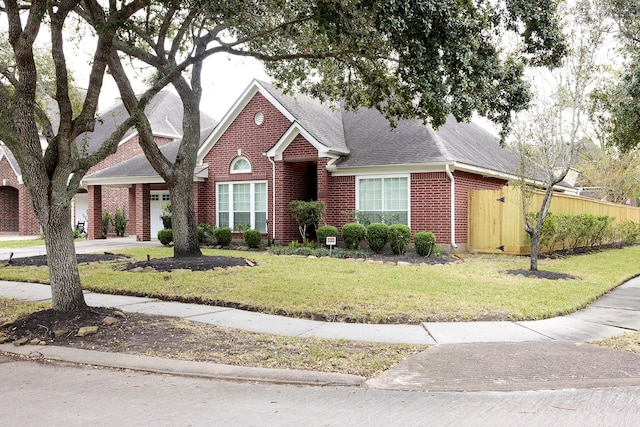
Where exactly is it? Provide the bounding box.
[83,128,216,185]
[78,91,217,153]
[0,143,23,183]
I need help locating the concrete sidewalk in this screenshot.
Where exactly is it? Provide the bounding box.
[2,248,640,391]
[2,276,640,345]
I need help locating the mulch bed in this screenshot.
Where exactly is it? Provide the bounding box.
[4,253,254,272]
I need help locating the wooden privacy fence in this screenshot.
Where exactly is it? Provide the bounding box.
[468,185,640,255]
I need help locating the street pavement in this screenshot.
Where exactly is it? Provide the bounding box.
[1,235,640,392]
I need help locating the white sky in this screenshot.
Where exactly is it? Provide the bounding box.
[94,54,270,121]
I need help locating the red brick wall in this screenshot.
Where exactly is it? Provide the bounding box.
[0,156,19,232]
[410,170,504,245]
[0,156,40,235]
[326,175,356,233]
[201,92,292,241]
[0,186,18,232]
[411,172,452,242]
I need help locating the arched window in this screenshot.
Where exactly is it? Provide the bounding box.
[230,156,251,174]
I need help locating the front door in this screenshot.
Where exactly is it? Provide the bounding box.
[150,191,170,238]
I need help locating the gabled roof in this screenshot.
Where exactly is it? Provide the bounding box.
[198,80,349,162]
[0,143,23,183]
[201,80,519,179]
[78,91,217,153]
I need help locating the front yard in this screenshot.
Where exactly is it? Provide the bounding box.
[1,245,639,323]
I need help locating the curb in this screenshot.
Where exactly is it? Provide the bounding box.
[0,344,366,387]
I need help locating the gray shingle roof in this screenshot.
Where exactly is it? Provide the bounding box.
[77,91,218,153]
[259,82,348,153]
[256,82,517,175]
[87,141,180,179]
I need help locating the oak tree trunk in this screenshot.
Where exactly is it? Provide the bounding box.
[42,203,87,311]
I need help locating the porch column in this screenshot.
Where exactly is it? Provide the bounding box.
[128,187,137,237]
[134,183,151,241]
[87,185,105,239]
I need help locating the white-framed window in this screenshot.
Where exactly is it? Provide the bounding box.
[230,156,251,174]
[356,175,409,225]
[217,181,267,232]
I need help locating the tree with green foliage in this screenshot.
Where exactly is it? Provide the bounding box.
[511,0,609,271]
[77,0,567,259]
[0,0,149,312]
[289,200,325,243]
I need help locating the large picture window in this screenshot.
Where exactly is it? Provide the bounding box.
[217,181,267,232]
[357,176,409,225]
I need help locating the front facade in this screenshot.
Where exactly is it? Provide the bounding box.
[188,81,518,250]
[3,80,555,250]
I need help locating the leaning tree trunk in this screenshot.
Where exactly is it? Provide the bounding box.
[169,173,202,258]
[42,202,87,311]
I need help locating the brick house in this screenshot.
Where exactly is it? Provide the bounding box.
[0,91,217,239]
[82,80,549,251]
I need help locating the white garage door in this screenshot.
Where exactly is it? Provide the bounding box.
[150,191,170,238]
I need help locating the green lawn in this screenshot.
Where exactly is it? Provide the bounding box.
[1,245,639,323]
[0,237,45,249]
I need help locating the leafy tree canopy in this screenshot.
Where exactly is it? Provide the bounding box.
[97,0,567,138]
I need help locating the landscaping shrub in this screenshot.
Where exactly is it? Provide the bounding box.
[157,229,173,246]
[213,226,232,246]
[113,206,128,236]
[317,225,338,246]
[414,231,436,256]
[101,211,111,236]
[528,212,618,253]
[243,229,262,248]
[389,224,411,255]
[289,200,325,242]
[616,220,640,245]
[197,223,215,244]
[341,222,366,249]
[366,223,388,253]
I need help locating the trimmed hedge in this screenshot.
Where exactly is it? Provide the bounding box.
[367,223,388,253]
[414,231,436,256]
[341,223,366,249]
[243,229,262,248]
[157,229,173,246]
[529,212,621,253]
[317,225,339,246]
[389,224,411,255]
[213,226,232,246]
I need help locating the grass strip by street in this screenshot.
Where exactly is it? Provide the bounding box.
[1,245,639,323]
[0,297,424,377]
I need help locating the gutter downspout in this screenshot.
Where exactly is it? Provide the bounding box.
[267,155,277,244]
[445,164,458,250]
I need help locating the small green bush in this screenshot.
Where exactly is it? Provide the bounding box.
[414,231,436,256]
[213,226,232,246]
[617,220,640,245]
[389,224,411,255]
[341,223,366,249]
[367,223,388,253]
[101,211,111,235]
[113,206,128,236]
[317,225,339,245]
[157,229,173,246]
[243,229,262,248]
[197,223,215,244]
